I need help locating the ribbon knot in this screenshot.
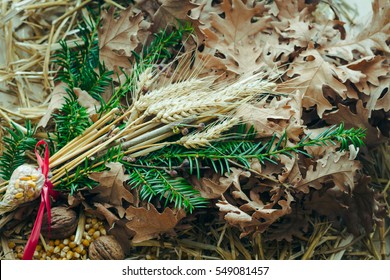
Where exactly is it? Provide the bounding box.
[23,140,57,260]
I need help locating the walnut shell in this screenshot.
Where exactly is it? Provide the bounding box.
[42,206,78,239]
[89,235,124,260]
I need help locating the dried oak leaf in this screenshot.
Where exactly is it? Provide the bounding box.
[88,162,132,218]
[99,7,145,71]
[73,88,101,121]
[153,0,197,32]
[284,49,347,117]
[37,81,67,128]
[320,0,390,61]
[323,100,385,146]
[199,0,271,75]
[125,204,186,243]
[293,150,361,194]
[189,171,229,199]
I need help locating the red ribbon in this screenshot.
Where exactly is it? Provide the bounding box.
[23,140,58,260]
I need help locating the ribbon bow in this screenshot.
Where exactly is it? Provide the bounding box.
[23,140,58,260]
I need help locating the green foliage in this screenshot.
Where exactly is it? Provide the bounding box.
[0,122,37,180]
[54,18,113,108]
[106,22,194,109]
[127,167,207,213]
[56,146,124,195]
[53,89,91,150]
[133,123,366,178]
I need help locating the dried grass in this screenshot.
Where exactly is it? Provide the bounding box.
[0,0,389,260]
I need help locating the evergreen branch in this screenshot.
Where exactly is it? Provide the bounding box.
[137,123,366,178]
[127,166,207,213]
[53,89,91,151]
[0,122,37,180]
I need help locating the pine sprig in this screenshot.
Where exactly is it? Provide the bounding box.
[53,89,91,150]
[127,166,207,213]
[0,122,37,180]
[136,123,366,178]
[54,18,113,109]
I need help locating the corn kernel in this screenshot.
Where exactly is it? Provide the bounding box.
[86,218,92,224]
[85,224,91,230]
[82,239,90,247]
[70,235,75,241]
[63,239,69,246]
[67,251,74,260]
[53,246,61,254]
[87,228,95,236]
[74,244,84,254]
[31,175,39,181]
[26,189,35,198]
[73,252,80,259]
[69,241,77,249]
[15,179,20,188]
[33,251,39,257]
[81,249,87,256]
[54,239,60,246]
[91,218,98,225]
[46,251,52,257]
[60,251,66,258]
[59,243,65,249]
[20,176,31,181]
[93,223,100,230]
[62,246,70,253]
[8,241,16,249]
[99,228,107,236]
[47,246,54,253]
[27,181,36,188]
[14,192,24,199]
[36,244,42,252]
[48,241,54,246]
[93,231,101,239]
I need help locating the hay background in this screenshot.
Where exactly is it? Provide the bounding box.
[0,0,388,260]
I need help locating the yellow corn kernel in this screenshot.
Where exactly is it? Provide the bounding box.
[8,241,16,249]
[82,239,90,247]
[86,218,92,224]
[93,223,100,230]
[53,246,61,254]
[47,245,54,253]
[70,235,75,241]
[81,249,87,256]
[69,241,77,249]
[62,246,70,253]
[35,244,42,252]
[30,175,39,181]
[99,228,107,236]
[59,243,65,249]
[91,218,98,225]
[27,181,36,188]
[73,252,80,259]
[46,251,52,257]
[48,241,54,247]
[63,239,69,246]
[87,228,95,236]
[26,189,35,198]
[84,224,91,230]
[20,176,31,181]
[14,192,24,199]
[66,251,73,260]
[93,231,101,239]
[15,179,20,189]
[54,239,60,246]
[74,244,84,254]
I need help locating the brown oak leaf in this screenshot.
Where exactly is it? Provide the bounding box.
[88,162,132,217]
[37,81,67,128]
[125,204,186,243]
[199,0,271,75]
[284,49,347,117]
[320,0,390,61]
[153,0,197,32]
[99,7,145,71]
[323,100,385,146]
[293,150,361,194]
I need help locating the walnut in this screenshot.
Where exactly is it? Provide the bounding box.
[89,235,124,260]
[42,206,78,239]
